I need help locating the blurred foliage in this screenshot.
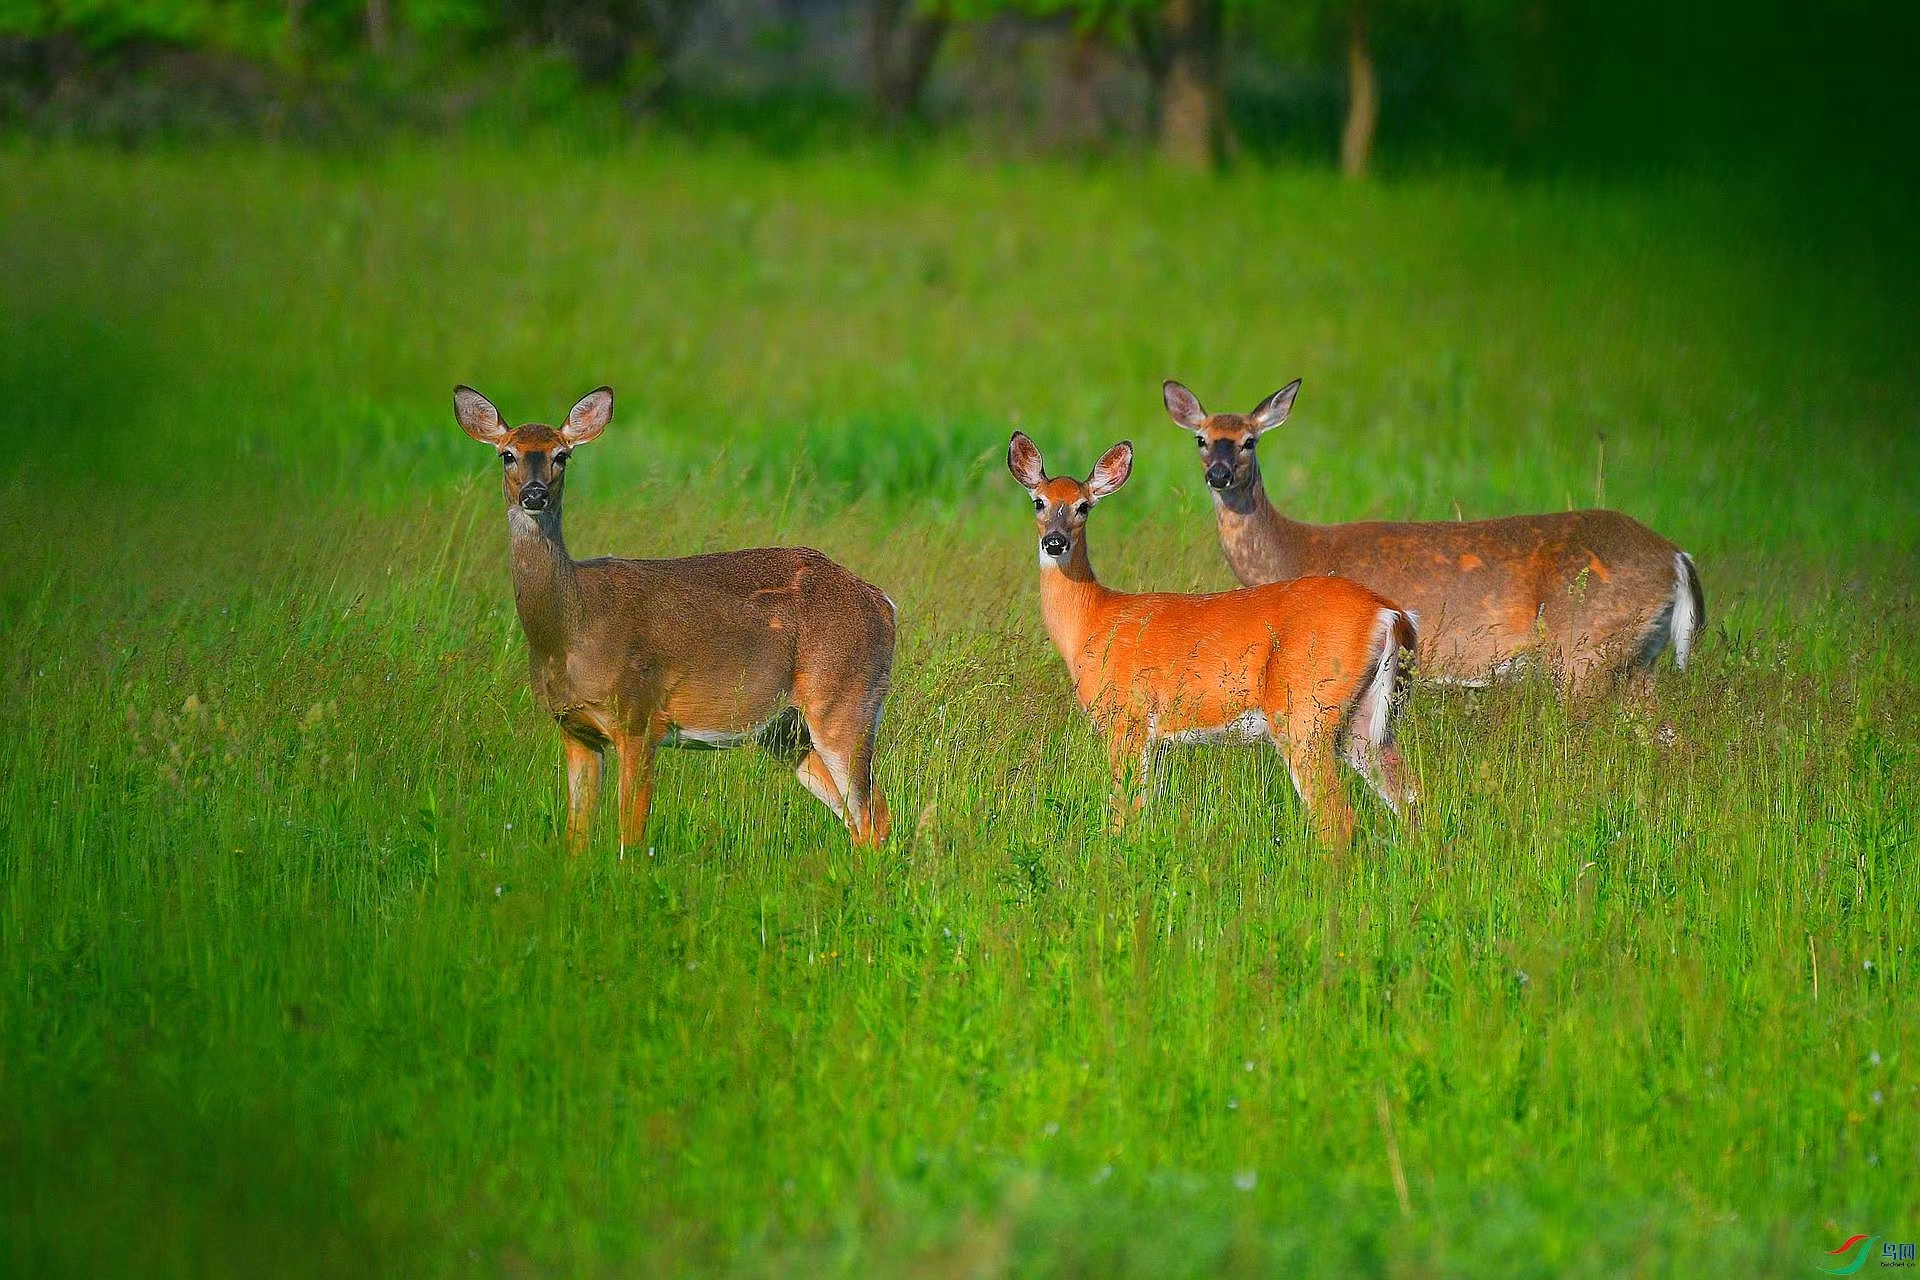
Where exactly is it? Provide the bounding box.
[0,0,1913,185]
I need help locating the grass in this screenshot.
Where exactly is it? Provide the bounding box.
[1,140,1917,1277]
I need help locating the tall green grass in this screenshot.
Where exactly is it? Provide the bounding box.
[1,142,1916,1276]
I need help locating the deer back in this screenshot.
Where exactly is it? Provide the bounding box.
[1282,508,1680,678]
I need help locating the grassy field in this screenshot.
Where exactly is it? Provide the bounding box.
[1,142,1917,1277]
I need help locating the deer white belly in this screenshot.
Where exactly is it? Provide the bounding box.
[664,725,752,748]
[1158,709,1272,747]
[663,705,803,752]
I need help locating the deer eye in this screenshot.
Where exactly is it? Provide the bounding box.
[500,450,515,464]
[553,450,569,466]
[1075,502,1091,516]
[1195,437,1205,448]
[1241,438,1256,451]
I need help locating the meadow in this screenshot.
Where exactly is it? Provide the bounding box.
[1,141,1916,1276]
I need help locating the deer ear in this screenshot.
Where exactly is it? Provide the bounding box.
[1008,432,1047,491]
[1086,441,1133,501]
[455,386,508,444]
[564,386,612,445]
[1251,378,1301,434]
[1163,380,1207,431]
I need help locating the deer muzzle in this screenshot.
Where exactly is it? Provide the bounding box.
[519,484,550,512]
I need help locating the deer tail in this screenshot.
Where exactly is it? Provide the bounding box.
[1672,552,1705,669]
[1353,606,1417,749]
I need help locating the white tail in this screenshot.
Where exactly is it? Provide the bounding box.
[1671,551,1704,670]
[1345,607,1418,817]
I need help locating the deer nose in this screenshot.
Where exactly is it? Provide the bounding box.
[1040,532,1070,557]
[520,485,549,512]
[1205,463,1233,489]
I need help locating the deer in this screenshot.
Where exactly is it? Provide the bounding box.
[1007,432,1418,850]
[1163,378,1705,699]
[455,385,896,851]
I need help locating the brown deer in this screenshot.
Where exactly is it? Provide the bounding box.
[455,385,895,851]
[1009,432,1417,849]
[1164,379,1705,697]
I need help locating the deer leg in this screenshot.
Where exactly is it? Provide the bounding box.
[796,747,851,820]
[1562,659,1617,719]
[1557,614,1633,717]
[796,732,890,848]
[1105,724,1153,832]
[1341,647,1413,821]
[1376,741,1417,822]
[792,699,862,842]
[1289,739,1354,851]
[788,598,895,847]
[613,724,663,855]
[1346,734,1418,823]
[797,742,887,848]
[1274,703,1354,851]
[562,736,603,853]
[796,678,893,847]
[845,695,890,847]
[1621,660,1656,698]
[1342,688,1416,820]
[834,692,891,848]
[1343,731,1388,811]
[1617,663,1659,724]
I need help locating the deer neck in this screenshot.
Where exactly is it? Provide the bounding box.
[1037,539,1109,675]
[1213,457,1307,582]
[507,502,582,656]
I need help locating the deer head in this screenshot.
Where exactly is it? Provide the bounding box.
[454,385,613,523]
[1163,378,1299,494]
[1007,432,1132,568]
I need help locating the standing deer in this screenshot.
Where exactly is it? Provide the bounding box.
[456,385,895,850]
[1164,379,1705,697]
[1008,432,1417,849]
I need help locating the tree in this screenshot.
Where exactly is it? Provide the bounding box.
[943,0,1229,167]
[507,0,699,90]
[868,0,951,122]
[1131,0,1229,167]
[364,0,391,55]
[1339,0,1375,175]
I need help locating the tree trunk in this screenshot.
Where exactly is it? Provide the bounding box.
[1509,0,1559,154]
[1340,0,1377,177]
[1062,26,1103,146]
[870,0,950,122]
[564,17,634,87]
[631,0,698,98]
[285,0,306,60]
[1154,0,1227,169]
[364,0,391,56]
[1131,7,1169,88]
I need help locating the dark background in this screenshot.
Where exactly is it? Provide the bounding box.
[3,0,1916,192]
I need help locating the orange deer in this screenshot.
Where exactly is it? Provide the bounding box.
[1164,379,1705,697]
[1008,432,1418,849]
[455,385,895,850]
